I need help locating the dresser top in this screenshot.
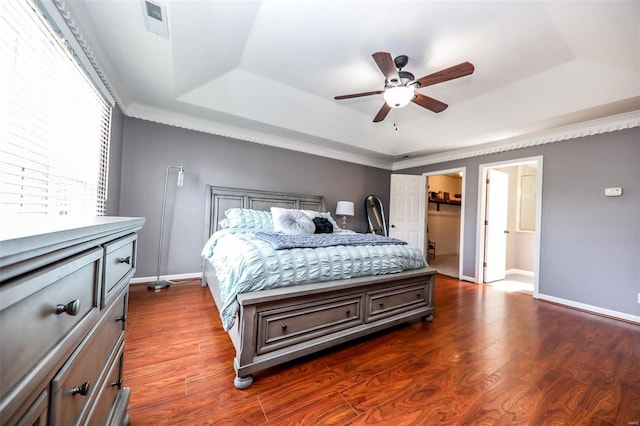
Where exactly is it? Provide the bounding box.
[0,216,145,269]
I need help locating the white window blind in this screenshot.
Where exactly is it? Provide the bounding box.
[0,0,112,216]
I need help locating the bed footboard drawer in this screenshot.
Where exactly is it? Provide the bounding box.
[366,282,431,321]
[256,294,364,354]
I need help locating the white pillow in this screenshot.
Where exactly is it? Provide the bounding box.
[301,209,321,219]
[271,207,288,232]
[271,208,315,235]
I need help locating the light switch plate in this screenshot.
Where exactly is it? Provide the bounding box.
[604,187,622,197]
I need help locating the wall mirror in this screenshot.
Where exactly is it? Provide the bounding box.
[519,174,537,231]
[365,195,387,236]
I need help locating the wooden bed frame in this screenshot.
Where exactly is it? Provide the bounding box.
[202,185,437,389]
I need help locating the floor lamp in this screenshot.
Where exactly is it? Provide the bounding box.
[148,165,184,291]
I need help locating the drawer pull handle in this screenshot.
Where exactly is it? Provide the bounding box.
[118,256,131,264]
[379,302,384,308]
[281,324,287,331]
[71,381,90,396]
[55,299,80,316]
[417,293,422,299]
[345,308,351,315]
[111,379,122,388]
[116,314,127,323]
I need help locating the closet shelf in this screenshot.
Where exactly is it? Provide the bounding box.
[428,198,461,211]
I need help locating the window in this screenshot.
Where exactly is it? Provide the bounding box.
[0,0,112,216]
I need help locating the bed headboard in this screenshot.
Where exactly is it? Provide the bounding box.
[204,185,326,238]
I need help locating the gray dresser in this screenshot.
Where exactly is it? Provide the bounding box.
[0,217,145,425]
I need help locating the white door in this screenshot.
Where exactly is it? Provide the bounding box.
[484,169,509,282]
[389,174,426,255]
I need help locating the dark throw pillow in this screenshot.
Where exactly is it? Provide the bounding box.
[313,217,333,234]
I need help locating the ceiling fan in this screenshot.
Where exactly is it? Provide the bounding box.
[334,52,474,122]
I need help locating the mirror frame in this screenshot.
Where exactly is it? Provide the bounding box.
[365,195,388,236]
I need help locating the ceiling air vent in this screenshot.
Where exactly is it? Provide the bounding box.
[142,0,169,39]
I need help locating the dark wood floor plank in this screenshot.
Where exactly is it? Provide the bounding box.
[130,387,267,425]
[245,356,331,395]
[456,375,531,425]
[257,368,344,420]
[321,332,414,377]
[266,392,358,425]
[579,379,640,425]
[123,276,640,424]
[338,358,443,414]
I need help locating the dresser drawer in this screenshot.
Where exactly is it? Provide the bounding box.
[86,345,128,426]
[366,283,429,322]
[257,294,363,355]
[103,234,136,308]
[49,290,127,426]
[0,248,102,399]
[15,389,48,426]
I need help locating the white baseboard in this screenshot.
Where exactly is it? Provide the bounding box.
[506,269,534,277]
[130,272,203,285]
[535,293,640,324]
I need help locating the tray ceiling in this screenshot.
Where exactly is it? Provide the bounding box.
[63,0,640,168]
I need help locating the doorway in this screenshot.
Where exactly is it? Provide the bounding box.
[477,156,543,296]
[423,168,465,278]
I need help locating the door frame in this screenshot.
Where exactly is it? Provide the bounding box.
[475,155,543,296]
[422,167,466,279]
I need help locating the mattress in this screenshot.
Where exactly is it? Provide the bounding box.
[202,229,426,331]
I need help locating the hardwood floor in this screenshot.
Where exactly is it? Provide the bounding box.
[124,275,640,425]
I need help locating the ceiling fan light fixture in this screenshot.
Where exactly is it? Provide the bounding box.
[335,52,473,120]
[383,86,414,108]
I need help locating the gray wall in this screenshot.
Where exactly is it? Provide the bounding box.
[397,127,640,317]
[118,117,391,278]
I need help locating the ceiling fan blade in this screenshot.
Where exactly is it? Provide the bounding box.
[412,93,448,113]
[335,90,384,100]
[373,103,391,122]
[415,62,475,88]
[372,52,401,85]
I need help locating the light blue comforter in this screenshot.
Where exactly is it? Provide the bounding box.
[202,229,426,331]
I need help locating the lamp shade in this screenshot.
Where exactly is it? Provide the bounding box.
[336,201,354,216]
[383,86,414,108]
[177,167,184,186]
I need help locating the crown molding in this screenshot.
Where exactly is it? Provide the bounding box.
[127,103,395,170]
[54,0,129,111]
[128,102,639,173]
[391,111,640,171]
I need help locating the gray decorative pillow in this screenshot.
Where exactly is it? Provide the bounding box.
[274,209,316,235]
